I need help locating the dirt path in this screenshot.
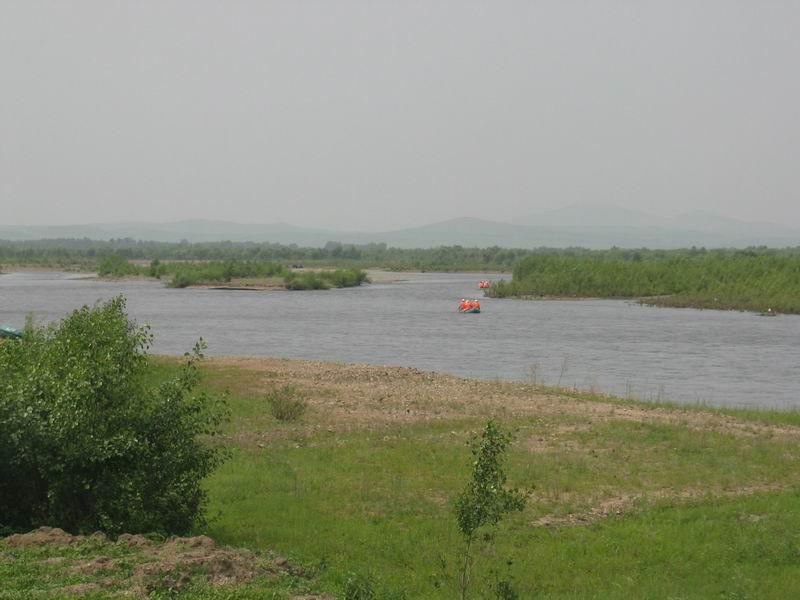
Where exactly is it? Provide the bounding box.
[532,480,791,527]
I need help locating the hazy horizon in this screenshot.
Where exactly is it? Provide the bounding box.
[2,1,798,230]
[4,202,800,234]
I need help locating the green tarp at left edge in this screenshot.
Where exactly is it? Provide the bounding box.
[0,325,23,339]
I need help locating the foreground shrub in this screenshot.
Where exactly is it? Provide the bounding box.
[455,420,527,600]
[0,296,227,535]
[265,385,308,422]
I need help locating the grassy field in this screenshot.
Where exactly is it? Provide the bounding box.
[4,357,800,598]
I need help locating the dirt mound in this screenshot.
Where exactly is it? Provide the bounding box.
[117,532,154,548]
[2,526,81,547]
[133,534,270,593]
[2,528,306,597]
[70,555,115,575]
[59,583,102,596]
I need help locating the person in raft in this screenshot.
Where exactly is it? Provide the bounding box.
[459,298,468,311]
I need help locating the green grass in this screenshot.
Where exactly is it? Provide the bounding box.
[194,361,800,597]
[517,490,800,599]
[7,358,800,598]
[488,250,800,314]
[200,416,800,598]
[7,491,800,598]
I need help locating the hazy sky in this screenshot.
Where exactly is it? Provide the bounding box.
[2,1,799,231]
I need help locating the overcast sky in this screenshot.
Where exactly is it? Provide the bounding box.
[1,1,798,231]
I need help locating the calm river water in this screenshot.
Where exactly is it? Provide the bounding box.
[1,270,798,409]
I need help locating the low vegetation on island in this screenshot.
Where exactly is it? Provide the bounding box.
[93,254,369,290]
[488,248,800,314]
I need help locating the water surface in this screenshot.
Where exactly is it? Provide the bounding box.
[1,271,798,409]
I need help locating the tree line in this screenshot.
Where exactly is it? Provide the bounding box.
[4,238,800,272]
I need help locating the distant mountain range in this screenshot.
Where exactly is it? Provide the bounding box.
[2,206,799,249]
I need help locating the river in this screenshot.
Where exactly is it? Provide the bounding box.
[1,270,798,409]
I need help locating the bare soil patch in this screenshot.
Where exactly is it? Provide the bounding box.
[3,526,83,547]
[205,356,800,441]
[532,481,789,527]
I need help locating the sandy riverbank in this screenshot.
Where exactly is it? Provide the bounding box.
[204,355,800,445]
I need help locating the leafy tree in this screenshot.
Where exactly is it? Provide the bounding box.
[0,296,227,535]
[148,257,165,278]
[96,253,140,277]
[455,420,527,600]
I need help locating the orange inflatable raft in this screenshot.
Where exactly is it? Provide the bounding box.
[458,298,481,313]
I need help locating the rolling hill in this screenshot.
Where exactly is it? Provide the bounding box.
[2,207,798,248]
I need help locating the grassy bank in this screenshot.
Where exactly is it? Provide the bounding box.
[488,251,800,313]
[5,357,800,598]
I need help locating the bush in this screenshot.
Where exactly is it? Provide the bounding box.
[97,253,141,277]
[455,420,527,600]
[322,269,369,288]
[283,271,331,290]
[169,271,195,289]
[283,269,368,290]
[148,258,166,279]
[265,385,307,422]
[0,296,227,535]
